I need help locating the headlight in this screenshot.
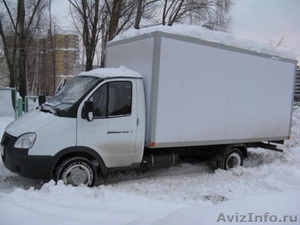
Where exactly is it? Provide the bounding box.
[14,133,36,149]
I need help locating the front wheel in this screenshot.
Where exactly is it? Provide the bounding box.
[56,156,97,187]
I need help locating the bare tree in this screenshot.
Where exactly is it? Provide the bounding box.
[134,0,143,29]
[0,47,10,87]
[69,0,102,71]
[0,4,18,89]
[134,0,159,29]
[100,0,139,66]
[70,0,139,69]
[158,0,233,31]
[267,36,289,48]
[48,1,57,94]
[104,0,137,41]
[201,0,233,31]
[162,0,184,25]
[67,0,233,70]
[0,0,48,99]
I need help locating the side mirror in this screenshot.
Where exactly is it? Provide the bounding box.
[83,101,94,122]
[38,95,46,105]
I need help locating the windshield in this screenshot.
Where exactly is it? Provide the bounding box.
[46,76,100,113]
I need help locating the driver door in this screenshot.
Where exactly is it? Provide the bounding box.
[77,79,137,168]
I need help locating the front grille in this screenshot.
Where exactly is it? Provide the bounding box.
[1,133,11,148]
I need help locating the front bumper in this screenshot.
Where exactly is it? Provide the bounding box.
[1,132,55,180]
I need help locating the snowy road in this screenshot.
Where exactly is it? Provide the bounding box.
[1,112,300,225]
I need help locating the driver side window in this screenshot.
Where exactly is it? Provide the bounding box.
[89,81,132,119]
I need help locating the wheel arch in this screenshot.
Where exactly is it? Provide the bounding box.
[211,144,248,170]
[227,144,247,158]
[51,146,108,178]
[220,144,248,158]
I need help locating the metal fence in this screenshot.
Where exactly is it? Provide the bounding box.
[0,90,54,119]
[0,89,44,119]
[0,88,19,118]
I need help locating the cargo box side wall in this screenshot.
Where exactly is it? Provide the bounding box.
[154,36,295,147]
[106,37,157,145]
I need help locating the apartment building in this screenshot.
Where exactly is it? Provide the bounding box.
[36,29,80,95]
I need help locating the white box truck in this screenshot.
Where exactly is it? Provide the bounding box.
[1,26,298,187]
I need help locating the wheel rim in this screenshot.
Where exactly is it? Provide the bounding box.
[226,152,241,169]
[63,164,92,186]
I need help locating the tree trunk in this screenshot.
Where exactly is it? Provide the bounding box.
[48,1,56,94]
[108,0,123,41]
[17,0,27,100]
[134,0,143,29]
[85,58,94,71]
[0,21,16,88]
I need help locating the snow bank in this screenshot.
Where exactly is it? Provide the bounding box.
[130,191,300,225]
[1,180,299,225]
[111,25,297,61]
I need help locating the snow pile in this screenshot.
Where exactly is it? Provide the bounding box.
[0,109,300,225]
[111,25,297,61]
[26,98,39,112]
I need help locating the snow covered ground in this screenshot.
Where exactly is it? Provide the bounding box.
[0,110,300,225]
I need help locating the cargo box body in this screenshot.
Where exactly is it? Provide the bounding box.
[106,31,297,148]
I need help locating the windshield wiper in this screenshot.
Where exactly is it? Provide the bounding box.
[41,103,57,115]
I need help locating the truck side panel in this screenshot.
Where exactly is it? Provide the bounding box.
[154,37,295,147]
[107,32,296,148]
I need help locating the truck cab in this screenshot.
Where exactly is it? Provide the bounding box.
[1,67,146,187]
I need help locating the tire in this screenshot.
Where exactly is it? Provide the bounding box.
[212,148,243,170]
[56,156,97,187]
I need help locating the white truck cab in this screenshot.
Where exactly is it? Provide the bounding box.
[1,67,146,186]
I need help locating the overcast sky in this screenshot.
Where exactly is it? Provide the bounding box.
[52,0,300,65]
[231,0,300,65]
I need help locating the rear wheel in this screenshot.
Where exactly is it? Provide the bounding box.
[223,148,243,169]
[56,156,97,187]
[212,148,243,170]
